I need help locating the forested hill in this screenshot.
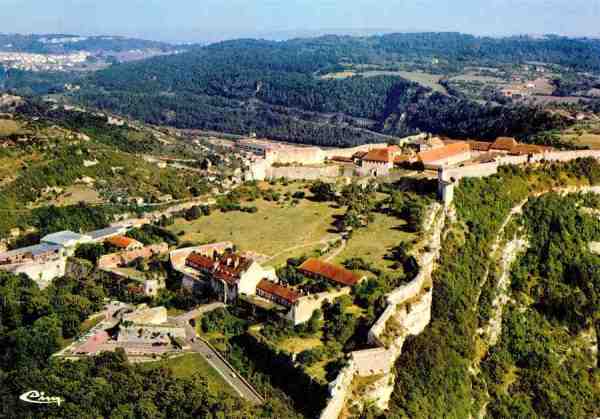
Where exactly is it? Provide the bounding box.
[0,33,177,54]
[73,33,591,146]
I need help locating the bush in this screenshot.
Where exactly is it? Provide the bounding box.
[297,348,324,366]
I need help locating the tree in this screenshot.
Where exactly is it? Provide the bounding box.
[309,181,336,202]
[74,243,107,264]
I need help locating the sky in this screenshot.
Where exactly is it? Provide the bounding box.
[1,0,600,43]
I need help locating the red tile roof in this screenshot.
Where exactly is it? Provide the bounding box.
[106,235,140,249]
[186,253,215,271]
[362,146,401,163]
[509,144,552,155]
[299,258,360,286]
[418,142,470,164]
[213,255,253,284]
[257,279,301,304]
[491,137,518,151]
[468,140,492,152]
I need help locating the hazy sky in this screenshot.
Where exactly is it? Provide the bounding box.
[1,0,600,43]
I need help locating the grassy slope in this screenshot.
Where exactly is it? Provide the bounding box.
[169,198,344,264]
[141,353,234,396]
[333,212,414,273]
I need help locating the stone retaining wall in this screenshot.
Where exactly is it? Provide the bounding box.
[266,165,341,180]
[319,204,445,419]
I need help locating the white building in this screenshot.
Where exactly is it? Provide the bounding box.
[41,231,92,254]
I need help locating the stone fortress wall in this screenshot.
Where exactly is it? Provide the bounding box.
[266,165,340,180]
[439,150,600,205]
[321,153,600,418]
[287,287,351,325]
[245,140,390,181]
[319,204,445,419]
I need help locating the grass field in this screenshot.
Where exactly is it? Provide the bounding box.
[333,213,414,273]
[277,335,323,354]
[563,132,600,149]
[47,185,104,206]
[169,198,343,266]
[363,70,447,94]
[141,353,234,395]
[0,156,24,185]
[0,119,21,137]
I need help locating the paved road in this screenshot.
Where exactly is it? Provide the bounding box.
[173,302,225,324]
[171,304,264,404]
[189,339,264,404]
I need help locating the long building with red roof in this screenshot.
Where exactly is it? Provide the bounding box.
[298,258,360,287]
[256,279,301,308]
[418,142,472,169]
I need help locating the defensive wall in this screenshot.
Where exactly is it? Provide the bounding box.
[319,204,445,419]
[438,150,600,205]
[266,147,325,165]
[321,169,600,418]
[287,287,351,325]
[247,143,391,181]
[266,165,341,181]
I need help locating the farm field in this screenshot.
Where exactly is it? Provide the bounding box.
[169,198,344,267]
[333,212,414,273]
[562,122,600,149]
[320,69,447,93]
[563,132,600,149]
[362,70,447,93]
[46,185,104,206]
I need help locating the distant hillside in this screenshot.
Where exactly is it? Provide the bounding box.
[0,33,177,54]
[70,32,585,146]
[0,98,221,238]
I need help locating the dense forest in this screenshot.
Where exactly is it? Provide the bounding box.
[481,193,599,417]
[68,32,593,146]
[389,159,600,418]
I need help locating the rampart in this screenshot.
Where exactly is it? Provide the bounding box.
[266,164,340,180]
[438,150,600,204]
[287,287,351,325]
[319,204,444,419]
[266,147,325,165]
